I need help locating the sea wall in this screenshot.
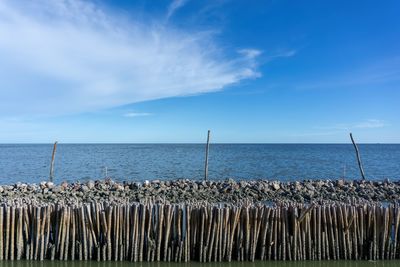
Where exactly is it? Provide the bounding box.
[1,200,400,262]
[1,178,399,205]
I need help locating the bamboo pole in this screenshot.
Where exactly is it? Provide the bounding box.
[0,207,3,261]
[10,206,15,260]
[49,141,58,182]
[259,207,270,260]
[204,130,211,181]
[349,133,366,180]
[5,206,10,260]
[71,206,76,261]
[16,207,23,260]
[40,206,47,261]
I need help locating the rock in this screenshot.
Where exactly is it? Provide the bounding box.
[40,181,47,189]
[192,183,198,191]
[294,181,302,191]
[52,186,62,193]
[17,182,28,189]
[61,181,68,189]
[81,185,89,192]
[271,181,280,191]
[87,180,95,189]
[337,179,345,187]
[113,184,124,191]
[27,185,35,191]
[239,181,248,188]
[99,183,108,190]
[46,182,55,189]
[305,184,315,191]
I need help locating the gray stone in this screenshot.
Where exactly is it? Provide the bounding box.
[52,186,62,193]
[87,180,95,189]
[81,185,89,192]
[46,182,55,189]
[271,181,280,191]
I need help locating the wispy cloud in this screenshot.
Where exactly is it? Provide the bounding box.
[286,131,341,137]
[166,0,188,20]
[123,112,152,118]
[317,119,387,131]
[294,57,400,90]
[238,49,262,59]
[354,119,386,129]
[266,49,297,59]
[0,0,261,118]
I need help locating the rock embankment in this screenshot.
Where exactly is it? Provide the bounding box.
[1,178,399,205]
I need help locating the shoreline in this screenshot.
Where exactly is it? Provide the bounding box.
[1,178,399,205]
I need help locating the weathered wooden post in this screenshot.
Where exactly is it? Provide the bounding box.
[204,130,211,181]
[49,141,58,182]
[349,133,366,180]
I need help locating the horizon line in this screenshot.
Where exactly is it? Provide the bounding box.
[0,142,398,145]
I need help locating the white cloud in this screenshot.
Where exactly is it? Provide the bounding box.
[316,119,386,130]
[267,49,297,59]
[123,112,152,117]
[166,0,188,20]
[0,0,261,117]
[354,119,385,129]
[238,49,262,59]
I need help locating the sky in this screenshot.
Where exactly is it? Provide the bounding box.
[0,0,399,143]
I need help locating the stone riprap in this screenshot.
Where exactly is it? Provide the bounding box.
[1,178,399,205]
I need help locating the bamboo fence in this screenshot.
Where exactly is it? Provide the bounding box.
[0,201,400,261]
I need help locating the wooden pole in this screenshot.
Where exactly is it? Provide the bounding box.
[349,133,366,180]
[204,130,211,181]
[49,141,58,182]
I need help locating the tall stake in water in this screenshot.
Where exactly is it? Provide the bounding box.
[349,133,366,180]
[204,130,211,181]
[49,141,58,182]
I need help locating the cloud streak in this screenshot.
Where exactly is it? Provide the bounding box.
[317,119,386,131]
[0,0,261,117]
[293,57,400,91]
[166,0,188,20]
[354,119,386,129]
[123,112,152,118]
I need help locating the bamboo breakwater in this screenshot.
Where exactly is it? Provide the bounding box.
[1,201,400,262]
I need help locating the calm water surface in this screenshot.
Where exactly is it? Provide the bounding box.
[0,261,400,267]
[0,144,399,184]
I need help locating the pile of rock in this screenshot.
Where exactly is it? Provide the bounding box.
[1,178,399,205]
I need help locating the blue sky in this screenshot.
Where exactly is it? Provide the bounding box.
[0,0,399,143]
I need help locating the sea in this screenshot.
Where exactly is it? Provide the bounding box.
[0,144,399,185]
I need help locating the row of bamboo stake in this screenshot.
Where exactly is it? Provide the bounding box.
[0,201,400,261]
